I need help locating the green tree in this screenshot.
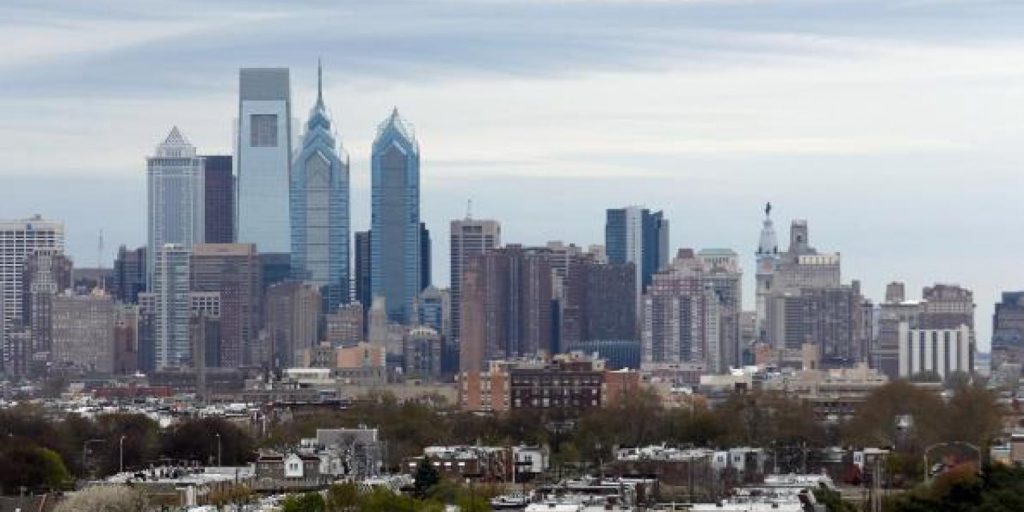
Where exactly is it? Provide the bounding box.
[281,492,326,512]
[325,482,360,511]
[162,417,256,466]
[413,457,441,498]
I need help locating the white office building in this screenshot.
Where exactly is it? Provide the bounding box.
[898,323,973,379]
[147,127,205,287]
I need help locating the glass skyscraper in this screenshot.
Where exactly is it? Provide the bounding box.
[370,108,420,324]
[605,206,669,300]
[236,68,292,253]
[147,127,204,288]
[290,63,350,311]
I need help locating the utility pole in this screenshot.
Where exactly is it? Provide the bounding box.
[119,435,126,473]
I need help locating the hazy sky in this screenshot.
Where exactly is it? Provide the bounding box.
[2,0,1023,349]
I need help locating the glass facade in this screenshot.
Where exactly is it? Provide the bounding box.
[147,127,204,287]
[290,65,350,311]
[236,68,292,253]
[371,109,420,324]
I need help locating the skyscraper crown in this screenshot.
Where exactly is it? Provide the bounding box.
[155,126,196,158]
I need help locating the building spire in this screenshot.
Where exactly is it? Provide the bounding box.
[316,58,324,107]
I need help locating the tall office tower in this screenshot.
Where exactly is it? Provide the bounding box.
[0,216,64,368]
[113,305,140,375]
[605,206,669,302]
[113,246,146,303]
[52,290,115,374]
[152,245,191,369]
[203,155,234,243]
[326,302,364,347]
[765,285,864,365]
[885,282,906,304]
[189,291,222,370]
[137,293,156,372]
[190,244,262,368]
[898,323,973,379]
[370,108,421,324]
[770,220,841,292]
[755,205,779,339]
[22,249,72,367]
[354,230,372,309]
[403,326,442,380]
[919,284,974,330]
[642,249,741,373]
[236,68,292,253]
[259,252,291,290]
[449,218,501,350]
[459,246,553,372]
[420,223,431,291]
[147,127,205,287]
[417,285,444,333]
[642,250,717,369]
[290,64,350,311]
[697,249,743,370]
[544,241,586,299]
[265,281,321,368]
[561,260,636,351]
[992,292,1024,369]
[874,283,920,379]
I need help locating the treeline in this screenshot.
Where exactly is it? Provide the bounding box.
[0,379,1006,495]
[0,408,255,494]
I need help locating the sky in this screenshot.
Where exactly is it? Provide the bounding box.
[2,0,1024,349]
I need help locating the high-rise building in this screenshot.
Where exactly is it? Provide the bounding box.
[326,302,364,347]
[203,155,234,243]
[190,244,262,368]
[898,323,973,379]
[147,127,205,287]
[21,249,72,364]
[765,285,864,365]
[265,281,322,368]
[417,286,444,334]
[189,291,222,370]
[113,305,140,375]
[112,246,146,304]
[236,68,292,253]
[642,250,732,373]
[52,291,115,374]
[0,216,64,370]
[354,230,372,310]
[403,326,442,380]
[290,63,350,311]
[459,246,553,372]
[605,206,669,304]
[370,108,420,324]
[152,244,191,369]
[561,259,636,351]
[420,223,432,292]
[697,249,743,370]
[993,292,1024,369]
[449,218,501,349]
[919,284,974,330]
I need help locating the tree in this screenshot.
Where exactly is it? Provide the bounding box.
[281,492,326,512]
[209,484,255,512]
[325,482,360,511]
[53,485,151,512]
[162,417,256,466]
[413,457,441,498]
[0,444,71,494]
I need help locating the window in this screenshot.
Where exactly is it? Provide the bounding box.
[250,114,278,147]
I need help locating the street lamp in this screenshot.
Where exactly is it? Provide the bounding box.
[119,435,127,473]
[215,433,222,466]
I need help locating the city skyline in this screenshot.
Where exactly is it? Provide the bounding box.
[2,1,1023,349]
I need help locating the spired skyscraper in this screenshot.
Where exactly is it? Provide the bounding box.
[370,108,420,324]
[290,62,350,311]
[147,127,205,287]
[236,68,292,253]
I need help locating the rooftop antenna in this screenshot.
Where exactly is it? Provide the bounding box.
[98,229,106,292]
[316,57,323,106]
[466,199,473,220]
